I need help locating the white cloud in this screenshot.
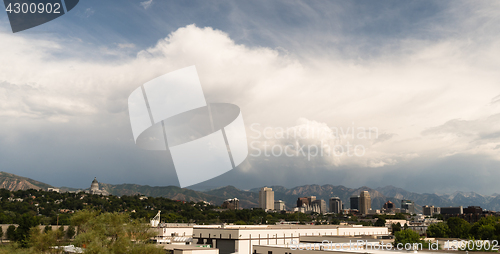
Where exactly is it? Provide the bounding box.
[247,118,417,168]
[117,43,136,49]
[140,0,153,10]
[84,8,95,18]
[1,2,500,189]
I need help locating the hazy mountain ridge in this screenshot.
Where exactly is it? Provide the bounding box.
[1,172,500,211]
[204,186,259,208]
[0,171,53,191]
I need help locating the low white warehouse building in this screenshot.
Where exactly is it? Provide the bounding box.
[193,225,389,254]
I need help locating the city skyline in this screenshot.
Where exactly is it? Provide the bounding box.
[1,1,499,253]
[2,171,499,214]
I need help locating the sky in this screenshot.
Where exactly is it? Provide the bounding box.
[0,1,500,194]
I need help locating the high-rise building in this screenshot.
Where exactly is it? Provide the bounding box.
[359,191,371,215]
[350,195,359,210]
[259,187,274,211]
[401,200,415,214]
[311,199,327,214]
[307,196,316,204]
[422,205,435,216]
[274,200,285,211]
[383,201,394,210]
[297,197,309,208]
[329,197,342,214]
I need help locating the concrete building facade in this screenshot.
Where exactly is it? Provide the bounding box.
[422,205,440,216]
[274,200,285,211]
[311,200,327,214]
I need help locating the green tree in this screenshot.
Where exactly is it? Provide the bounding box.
[44,225,52,234]
[392,222,402,234]
[394,229,428,249]
[471,217,498,239]
[374,218,386,227]
[57,225,65,239]
[330,218,340,225]
[71,209,99,235]
[14,214,40,246]
[427,222,449,238]
[29,226,64,253]
[7,225,16,240]
[476,224,496,240]
[72,210,163,254]
[447,217,471,238]
[432,214,444,220]
[0,226,3,242]
[495,223,500,241]
[66,225,76,239]
[234,220,246,225]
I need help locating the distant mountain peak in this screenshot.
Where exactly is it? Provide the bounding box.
[0,171,53,191]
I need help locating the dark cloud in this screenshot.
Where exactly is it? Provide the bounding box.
[1,1,500,193]
[191,153,500,195]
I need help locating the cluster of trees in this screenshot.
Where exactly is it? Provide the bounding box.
[1,215,76,248]
[393,217,500,253]
[1,189,398,226]
[0,210,164,254]
[427,216,500,241]
[0,189,212,225]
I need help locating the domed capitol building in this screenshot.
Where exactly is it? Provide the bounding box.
[87,177,110,195]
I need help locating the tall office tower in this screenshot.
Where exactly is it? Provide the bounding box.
[350,195,359,210]
[401,200,415,214]
[259,187,274,211]
[329,197,342,213]
[359,191,371,215]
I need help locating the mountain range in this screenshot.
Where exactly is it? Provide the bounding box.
[0,171,53,191]
[1,171,500,212]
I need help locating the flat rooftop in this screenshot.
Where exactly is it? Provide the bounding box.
[299,236,388,243]
[163,245,216,250]
[256,244,476,254]
[194,225,373,230]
